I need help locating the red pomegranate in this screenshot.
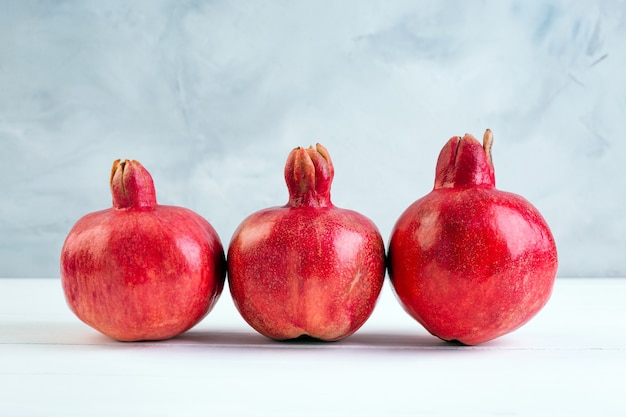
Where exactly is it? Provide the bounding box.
[60,159,226,341]
[388,130,558,345]
[227,144,386,341]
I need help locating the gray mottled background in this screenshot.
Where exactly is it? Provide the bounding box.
[1,0,624,278]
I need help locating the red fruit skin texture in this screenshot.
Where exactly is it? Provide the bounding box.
[60,160,226,342]
[227,144,386,341]
[388,131,558,345]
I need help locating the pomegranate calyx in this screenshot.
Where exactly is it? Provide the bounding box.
[284,143,334,208]
[434,129,496,190]
[110,159,157,209]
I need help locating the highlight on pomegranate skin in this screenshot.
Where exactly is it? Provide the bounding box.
[388,130,558,345]
[60,159,226,342]
[227,144,386,342]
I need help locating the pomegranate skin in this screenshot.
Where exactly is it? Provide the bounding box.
[388,130,558,345]
[60,160,226,342]
[227,144,386,341]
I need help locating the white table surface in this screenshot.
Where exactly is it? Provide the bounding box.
[1,277,624,417]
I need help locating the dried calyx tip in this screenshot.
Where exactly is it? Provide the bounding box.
[482,129,493,166]
[110,159,122,185]
[313,143,330,163]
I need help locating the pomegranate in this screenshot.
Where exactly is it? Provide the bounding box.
[60,159,226,341]
[388,130,558,345]
[227,144,386,341]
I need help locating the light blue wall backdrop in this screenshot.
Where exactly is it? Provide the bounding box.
[1,0,624,277]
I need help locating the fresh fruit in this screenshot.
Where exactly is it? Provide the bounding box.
[60,159,226,341]
[227,144,386,341]
[388,129,558,345]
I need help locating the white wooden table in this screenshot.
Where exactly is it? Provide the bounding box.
[1,277,624,416]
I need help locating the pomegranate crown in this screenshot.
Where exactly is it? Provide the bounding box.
[284,143,334,208]
[434,129,495,189]
[110,159,157,209]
